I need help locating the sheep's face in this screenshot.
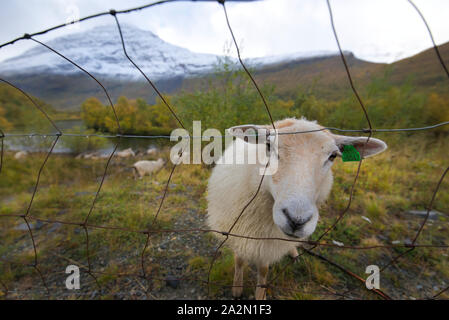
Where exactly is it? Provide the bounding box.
[228,118,387,239]
[269,125,338,239]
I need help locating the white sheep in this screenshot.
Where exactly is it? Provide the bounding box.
[14,151,28,159]
[132,158,164,178]
[206,118,387,300]
[116,148,135,158]
[76,151,109,160]
[146,147,157,155]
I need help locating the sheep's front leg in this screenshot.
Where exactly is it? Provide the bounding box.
[255,263,269,300]
[232,255,244,298]
[132,168,140,180]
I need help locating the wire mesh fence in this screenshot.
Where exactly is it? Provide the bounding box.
[0,0,448,300]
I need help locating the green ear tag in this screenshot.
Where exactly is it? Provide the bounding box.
[342,145,361,162]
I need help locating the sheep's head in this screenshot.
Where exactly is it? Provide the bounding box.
[228,118,387,239]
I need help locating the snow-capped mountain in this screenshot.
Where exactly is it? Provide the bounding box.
[0,24,355,111]
[0,24,340,81]
[0,24,220,80]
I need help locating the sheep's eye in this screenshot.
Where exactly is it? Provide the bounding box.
[328,152,337,162]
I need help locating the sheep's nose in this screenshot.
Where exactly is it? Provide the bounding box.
[282,208,312,231]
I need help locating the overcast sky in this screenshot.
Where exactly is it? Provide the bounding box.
[0,0,448,64]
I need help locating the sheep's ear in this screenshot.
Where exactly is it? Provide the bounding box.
[332,134,387,158]
[227,124,271,144]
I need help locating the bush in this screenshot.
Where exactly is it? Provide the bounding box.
[79,61,449,140]
[60,126,107,154]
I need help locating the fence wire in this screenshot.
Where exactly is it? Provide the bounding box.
[0,0,448,300]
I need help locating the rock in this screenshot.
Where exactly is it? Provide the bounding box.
[361,216,372,224]
[90,290,98,299]
[165,275,180,289]
[47,222,62,234]
[75,191,94,197]
[332,240,344,247]
[14,220,44,231]
[114,293,125,299]
[57,209,68,215]
[406,210,441,220]
[3,196,16,205]
[34,220,44,230]
[14,223,30,231]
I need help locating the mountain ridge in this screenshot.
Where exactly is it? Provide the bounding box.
[0,24,219,80]
[0,24,344,81]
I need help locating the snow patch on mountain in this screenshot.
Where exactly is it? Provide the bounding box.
[0,24,342,80]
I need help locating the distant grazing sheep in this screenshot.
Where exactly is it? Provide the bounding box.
[132,158,164,178]
[146,147,157,155]
[207,117,387,300]
[14,151,28,159]
[116,148,135,158]
[76,151,108,160]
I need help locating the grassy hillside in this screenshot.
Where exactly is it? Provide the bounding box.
[0,82,80,133]
[2,73,184,112]
[388,42,449,92]
[258,42,449,99]
[182,43,449,101]
[0,82,57,133]
[182,53,383,101]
